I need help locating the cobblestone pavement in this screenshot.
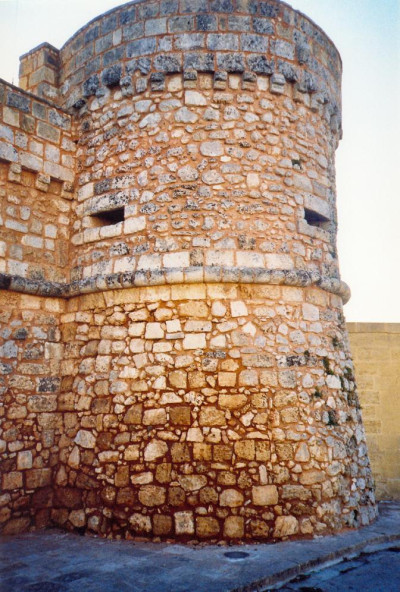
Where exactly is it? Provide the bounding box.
[275,544,400,591]
[0,502,399,592]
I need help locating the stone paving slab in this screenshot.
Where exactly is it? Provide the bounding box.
[280,543,400,591]
[0,502,399,592]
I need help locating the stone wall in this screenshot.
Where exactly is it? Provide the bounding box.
[0,284,377,540]
[348,324,400,501]
[0,291,65,534]
[0,79,75,286]
[52,283,374,540]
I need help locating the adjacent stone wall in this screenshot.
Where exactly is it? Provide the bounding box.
[0,80,75,285]
[348,324,400,501]
[0,291,64,534]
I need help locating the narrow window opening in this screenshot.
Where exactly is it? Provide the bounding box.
[304,208,330,230]
[91,207,125,226]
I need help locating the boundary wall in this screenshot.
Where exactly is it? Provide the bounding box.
[349,323,400,501]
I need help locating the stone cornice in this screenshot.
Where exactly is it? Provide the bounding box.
[0,269,351,303]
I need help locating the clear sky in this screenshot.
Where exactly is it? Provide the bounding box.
[0,0,399,322]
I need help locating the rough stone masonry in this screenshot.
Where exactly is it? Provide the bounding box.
[0,0,377,542]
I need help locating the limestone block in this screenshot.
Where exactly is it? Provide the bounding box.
[196,517,220,538]
[26,468,52,489]
[199,407,226,426]
[164,251,190,268]
[129,513,152,533]
[184,320,212,332]
[236,251,264,268]
[169,370,188,389]
[178,475,207,492]
[205,250,233,267]
[183,333,206,350]
[17,450,33,470]
[281,485,312,501]
[124,445,140,461]
[273,516,299,538]
[131,472,153,485]
[235,440,255,460]
[302,303,320,321]
[178,301,209,317]
[145,322,165,339]
[143,408,167,425]
[295,443,310,462]
[170,406,191,425]
[223,516,244,538]
[185,91,207,105]
[220,489,244,507]
[124,404,143,424]
[219,394,247,409]
[74,430,96,449]
[171,284,206,300]
[68,446,80,469]
[326,375,341,389]
[252,485,278,506]
[153,515,172,536]
[2,517,31,535]
[230,301,248,317]
[177,165,199,181]
[27,395,57,413]
[138,485,166,507]
[187,428,204,442]
[2,471,23,490]
[174,511,195,535]
[193,443,212,461]
[144,440,168,461]
[69,510,86,528]
[299,470,325,485]
[265,254,294,269]
[123,214,146,233]
[239,370,258,386]
[200,141,224,156]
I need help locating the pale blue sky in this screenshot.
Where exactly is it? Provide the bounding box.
[0,0,399,322]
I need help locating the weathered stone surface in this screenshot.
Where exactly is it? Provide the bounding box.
[26,469,52,489]
[129,513,152,533]
[138,485,166,507]
[74,430,96,449]
[220,489,244,507]
[174,511,194,535]
[196,516,220,538]
[252,485,278,506]
[273,516,299,538]
[224,516,244,538]
[199,407,226,426]
[144,440,168,461]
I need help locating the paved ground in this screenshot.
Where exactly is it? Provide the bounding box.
[278,543,400,591]
[0,502,399,592]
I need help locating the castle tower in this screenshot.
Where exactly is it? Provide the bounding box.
[0,0,376,540]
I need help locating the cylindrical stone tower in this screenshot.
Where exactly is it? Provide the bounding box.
[12,0,376,541]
